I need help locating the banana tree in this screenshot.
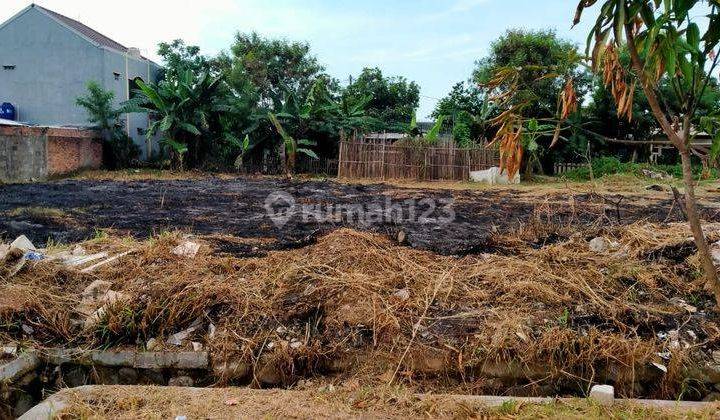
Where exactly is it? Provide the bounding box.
[268,113,318,177]
[124,70,224,169]
[574,0,720,303]
[425,115,447,144]
[322,94,374,141]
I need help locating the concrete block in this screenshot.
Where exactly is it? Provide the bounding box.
[590,384,615,406]
[0,352,40,382]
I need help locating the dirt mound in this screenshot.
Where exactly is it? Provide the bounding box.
[2,220,720,399]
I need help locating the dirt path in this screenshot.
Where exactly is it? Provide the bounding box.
[2,177,718,255]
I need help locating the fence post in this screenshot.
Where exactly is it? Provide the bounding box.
[381,141,386,180]
[337,141,344,178]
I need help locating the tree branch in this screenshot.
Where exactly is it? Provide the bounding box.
[624,24,686,151]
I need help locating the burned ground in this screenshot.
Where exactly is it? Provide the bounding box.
[1,177,717,255]
[3,177,720,402]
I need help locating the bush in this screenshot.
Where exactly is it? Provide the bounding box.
[562,157,719,181]
[104,131,140,170]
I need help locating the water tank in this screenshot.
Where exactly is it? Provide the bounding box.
[0,102,16,121]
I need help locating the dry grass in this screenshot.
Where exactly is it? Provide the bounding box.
[54,386,720,419]
[2,220,720,399]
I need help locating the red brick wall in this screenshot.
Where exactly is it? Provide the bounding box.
[46,130,103,176]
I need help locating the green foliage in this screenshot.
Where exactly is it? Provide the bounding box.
[123,70,232,169]
[75,81,139,169]
[343,67,420,132]
[425,115,446,144]
[157,39,216,82]
[474,29,588,119]
[227,32,326,105]
[585,46,720,146]
[269,112,318,175]
[561,157,719,181]
[75,81,119,131]
[475,29,589,174]
[433,82,496,144]
[452,119,473,148]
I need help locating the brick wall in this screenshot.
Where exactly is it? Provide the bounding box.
[0,126,47,182]
[0,125,102,182]
[46,128,102,176]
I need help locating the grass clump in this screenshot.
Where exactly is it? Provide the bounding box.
[561,157,719,181]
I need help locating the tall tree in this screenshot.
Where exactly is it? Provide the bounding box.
[343,67,420,132]
[432,81,496,145]
[480,29,589,175]
[574,0,720,302]
[227,32,326,106]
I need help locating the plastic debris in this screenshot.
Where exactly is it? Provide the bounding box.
[393,288,410,301]
[651,362,668,374]
[173,241,201,259]
[80,250,135,273]
[24,251,45,261]
[10,235,35,251]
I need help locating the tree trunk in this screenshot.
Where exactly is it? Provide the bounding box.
[624,23,720,305]
[680,149,720,302]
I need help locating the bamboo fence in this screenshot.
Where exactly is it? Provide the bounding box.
[337,140,499,181]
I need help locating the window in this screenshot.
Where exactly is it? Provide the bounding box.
[113,72,121,80]
[3,65,16,70]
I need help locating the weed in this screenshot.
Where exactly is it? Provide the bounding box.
[557,308,570,327]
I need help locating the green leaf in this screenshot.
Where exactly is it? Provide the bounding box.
[527,118,539,132]
[614,0,626,45]
[160,115,174,132]
[298,148,319,159]
[687,23,701,51]
[161,138,188,154]
[679,54,694,82]
[135,79,166,111]
[640,2,656,26]
[712,133,720,161]
[664,46,677,77]
[526,138,539,152]
[178,122,201,135]
[426,115,446,143]
[297,139,317,146]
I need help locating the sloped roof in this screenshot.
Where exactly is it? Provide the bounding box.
[33,4,131,54]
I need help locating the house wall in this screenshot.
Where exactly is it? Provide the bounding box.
[102,50,161,160]
[0,126,102,183]
[0,7,103,126]
[0,6,161,161]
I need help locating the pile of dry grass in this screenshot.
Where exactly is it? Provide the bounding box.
[1,221,719,398]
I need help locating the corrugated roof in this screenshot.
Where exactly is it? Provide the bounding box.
[33,4,136,56]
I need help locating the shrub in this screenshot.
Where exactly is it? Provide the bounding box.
[562,157,718,181]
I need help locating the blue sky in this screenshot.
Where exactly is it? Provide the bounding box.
[4,0,596,118]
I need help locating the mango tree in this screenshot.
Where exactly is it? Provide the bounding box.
[574,0,720,301]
